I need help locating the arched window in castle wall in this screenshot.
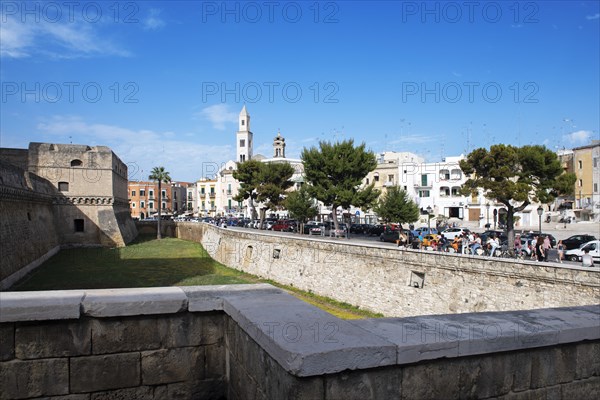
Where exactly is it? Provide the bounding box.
[71,159,83,167]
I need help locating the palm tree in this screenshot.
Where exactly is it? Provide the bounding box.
[149,166,172,239]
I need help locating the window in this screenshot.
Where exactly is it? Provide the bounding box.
[211,201,215,209]
[240,139,245,147]
[187,202,192,209]
[74,219,84,232]
[241,120,245,126]
[149,190,154,198]
[140,201,145,208]
[140,189,145,196]
[421,174,428,186]
[579,160,583,169]
[374,174,379,182]
[149,202,154,209]
[450,169,462,180]
[594,183,598,193]
[228,199,232,209]
[162,202,166,209]
[131,190,136,197]
[579,179,583,187]
[58,182,69,191]
[240,155,246,162]
[162,190,166,198]
[594,157,598,168]
[451,187,461,196]
[419,190,430,197]
[70,159,83,167]
[440,169,450,180]
[440,187,450,197]
[132,202,136,208]
[202,201,205,209]
[366,178,370,184]
[388,175,394,183]
[201,188,205,195]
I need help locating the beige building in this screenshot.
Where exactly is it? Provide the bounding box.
[572,140,600,222]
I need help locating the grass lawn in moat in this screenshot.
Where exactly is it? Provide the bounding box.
[12,235,381,320]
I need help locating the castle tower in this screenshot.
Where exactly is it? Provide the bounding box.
[236,105,253,163]
[273,130,286,158]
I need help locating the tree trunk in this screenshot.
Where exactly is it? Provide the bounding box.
[506,205,515,252]
[249,197,258,220]
[157,181,162,240]
[331,205,339,231]
[259,208,266,230]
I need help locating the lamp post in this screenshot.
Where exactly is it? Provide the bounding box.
[537,206,543,234]
[486,202,490,228]
[426,205,432,234]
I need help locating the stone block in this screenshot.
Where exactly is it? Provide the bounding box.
[458,353,514,398]
[205,343,226,379]
[560,376,600,399]
[223,290,396,377]
[33,395,90,400]
[141,347,204,385]
[160,380,227,400]
[0,290,84,322]
[576,341,600,379]
[182,284,279,312]
[401,359,461,399]
[163,312,224,348]
[227,360,259,400]
[0,358,69,399]
[325,367,401,400]
[82,287,187,317]
[90,386,153,400]
[512,351,533,392]
[16,320,91,359]
[70,353,140,393]
[91,316,165,354]
[0,324,14,361]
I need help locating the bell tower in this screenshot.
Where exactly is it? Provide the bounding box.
[236,105,253,162]
[273,130,286,158]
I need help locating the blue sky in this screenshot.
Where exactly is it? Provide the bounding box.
[1,1,599,182]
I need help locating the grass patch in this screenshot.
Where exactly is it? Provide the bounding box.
[11,235,381,319]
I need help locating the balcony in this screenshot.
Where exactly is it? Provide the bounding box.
[414,182,432,188]
[209,192,216,198]
[226,190,233,195]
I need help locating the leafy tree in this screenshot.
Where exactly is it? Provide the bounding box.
[233,160,263,220]
[301,140,380,230]
[460,144,576,250]
[373,186,420,227]
[284,185,318,234]
[148,166,172,240]
[255,162,295,228]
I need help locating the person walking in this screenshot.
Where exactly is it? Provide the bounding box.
[556,240,565,263]
[543,235,551,261]
[536,236,545,262]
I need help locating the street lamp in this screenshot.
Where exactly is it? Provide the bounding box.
[426,205,432,234]
[537,206,543,234]
[486,203,490,228]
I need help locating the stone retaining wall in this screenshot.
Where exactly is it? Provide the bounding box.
[176,223,600,317]
[1,286,598,399]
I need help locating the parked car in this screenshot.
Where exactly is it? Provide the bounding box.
[367,224,386,236]
[480,230,507,244]
[272,220,296,232]
[308,222,329,236]
[562,234,597,250]
[412,227,438,236]
[380,227,414,244]
[440,227,471,240]
[565,240,599,263]
[350,223,369,234]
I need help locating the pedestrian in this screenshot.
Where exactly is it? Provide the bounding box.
[581,249,594,267]
[556,240,565,263]
[536,236,545,262]
[543,235,551,261]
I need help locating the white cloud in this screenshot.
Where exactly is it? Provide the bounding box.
[563,130,593,144]
[36,116,232,181]
[0,15,130,59]
[586,13,600,20]
[196,104,238,130]
[143,9,166,31]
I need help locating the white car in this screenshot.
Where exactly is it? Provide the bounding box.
[440,227,471,240]
[565,240,599,263]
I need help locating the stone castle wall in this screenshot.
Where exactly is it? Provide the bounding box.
[0,143,137,289]
[1,286,598,399]
[0,161,60,286]
[176,223,600,317]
